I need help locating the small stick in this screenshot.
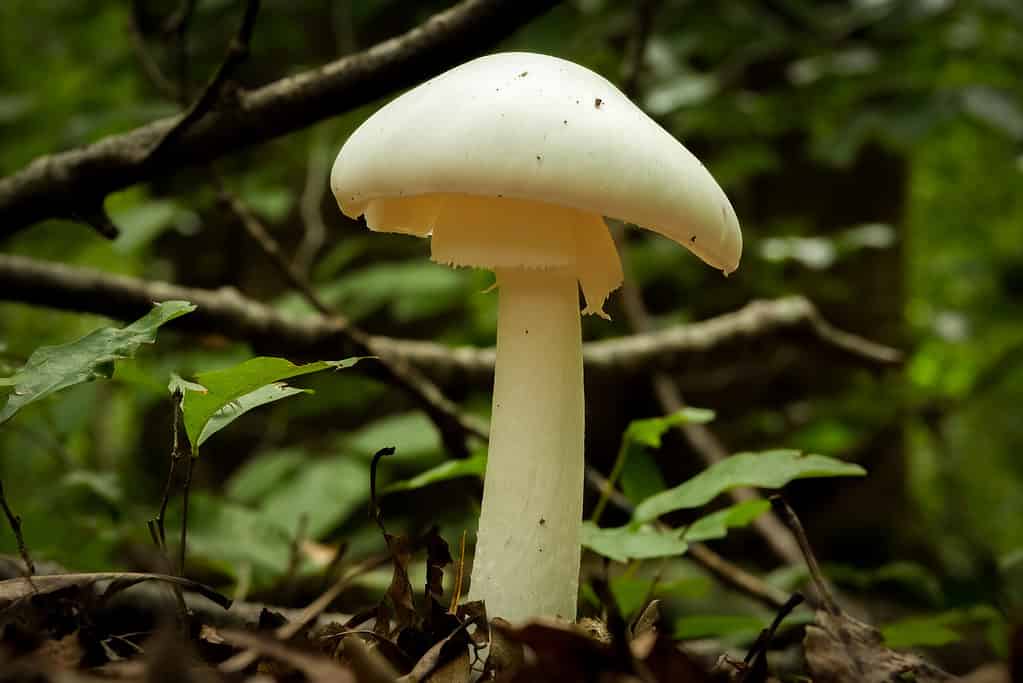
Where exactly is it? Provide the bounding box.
[449,530,467,613]
[149,388,189,617]
[370,447,396,532]
[0,480,35,578]
[145,0,261,161]
[178,449,195,579]
[281,512,309,598]
[153,388,188,550]
[769,495,839,615]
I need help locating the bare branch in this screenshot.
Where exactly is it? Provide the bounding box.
[0,254,901,388]
[0,0,561,238]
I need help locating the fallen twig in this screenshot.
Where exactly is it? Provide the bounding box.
[219,552,391,673]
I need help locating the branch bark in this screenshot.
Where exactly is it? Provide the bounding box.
[0,0,560,238]
[0,254,901,389]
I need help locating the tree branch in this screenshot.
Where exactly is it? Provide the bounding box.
[0,0,560,239]
[0,254,901,389]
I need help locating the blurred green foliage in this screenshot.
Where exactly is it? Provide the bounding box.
[1,0,1022,667]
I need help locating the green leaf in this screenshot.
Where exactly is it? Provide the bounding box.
[0,301,195,424]
[582,501,769,564]
[59,471,123,508]
[580,521,688,563]
[198,383,310,447]
[186,493,294,577]
[882,617,964,649]
[345,412,443,464]
[881,606,1003,650]
[258,454,372,538]
[609,577,656,618]
[282,261,469,322]
[383,450,487,494]
[179,356,365,448]
[620,448,668,504]
[683,500,771,544]
[227,449,308,505]
[674,615,765,640]
[624,408,715,449]
[634,450,866,523]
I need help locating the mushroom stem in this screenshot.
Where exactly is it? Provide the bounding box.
[469,266,585,623]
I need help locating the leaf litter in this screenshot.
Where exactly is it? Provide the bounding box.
[0,450,990,682]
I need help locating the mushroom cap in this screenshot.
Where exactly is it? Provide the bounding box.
[331,51,741,287]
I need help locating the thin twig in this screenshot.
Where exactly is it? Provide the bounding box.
[127,1,181,101]
[620,0,659,98]
[589,436,630,524]
[152,388,188,550]
[295,136,331,274]
[370,446,396,532]
[178,451,195,579]
[149,388,189,617]
[280,512,309,598]
[145,0,261,162]
[769,495,840,615]
[219,552,391,674]
[165,0,198,100]
[215,178,334,317]
[0,480,35,578]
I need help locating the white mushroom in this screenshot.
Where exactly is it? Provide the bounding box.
[331,52,741,623]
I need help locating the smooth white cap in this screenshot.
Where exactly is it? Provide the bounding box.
[331,52,742,311]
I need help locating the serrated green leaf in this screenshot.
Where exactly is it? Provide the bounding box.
[683,499,771,544]
[383,450,487,494]
[634,450,866,523]
[179,356,365,449]
[624,408,715,449]
[580,521,688,563]
[198,383,310,447]
[0,301,195,424]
